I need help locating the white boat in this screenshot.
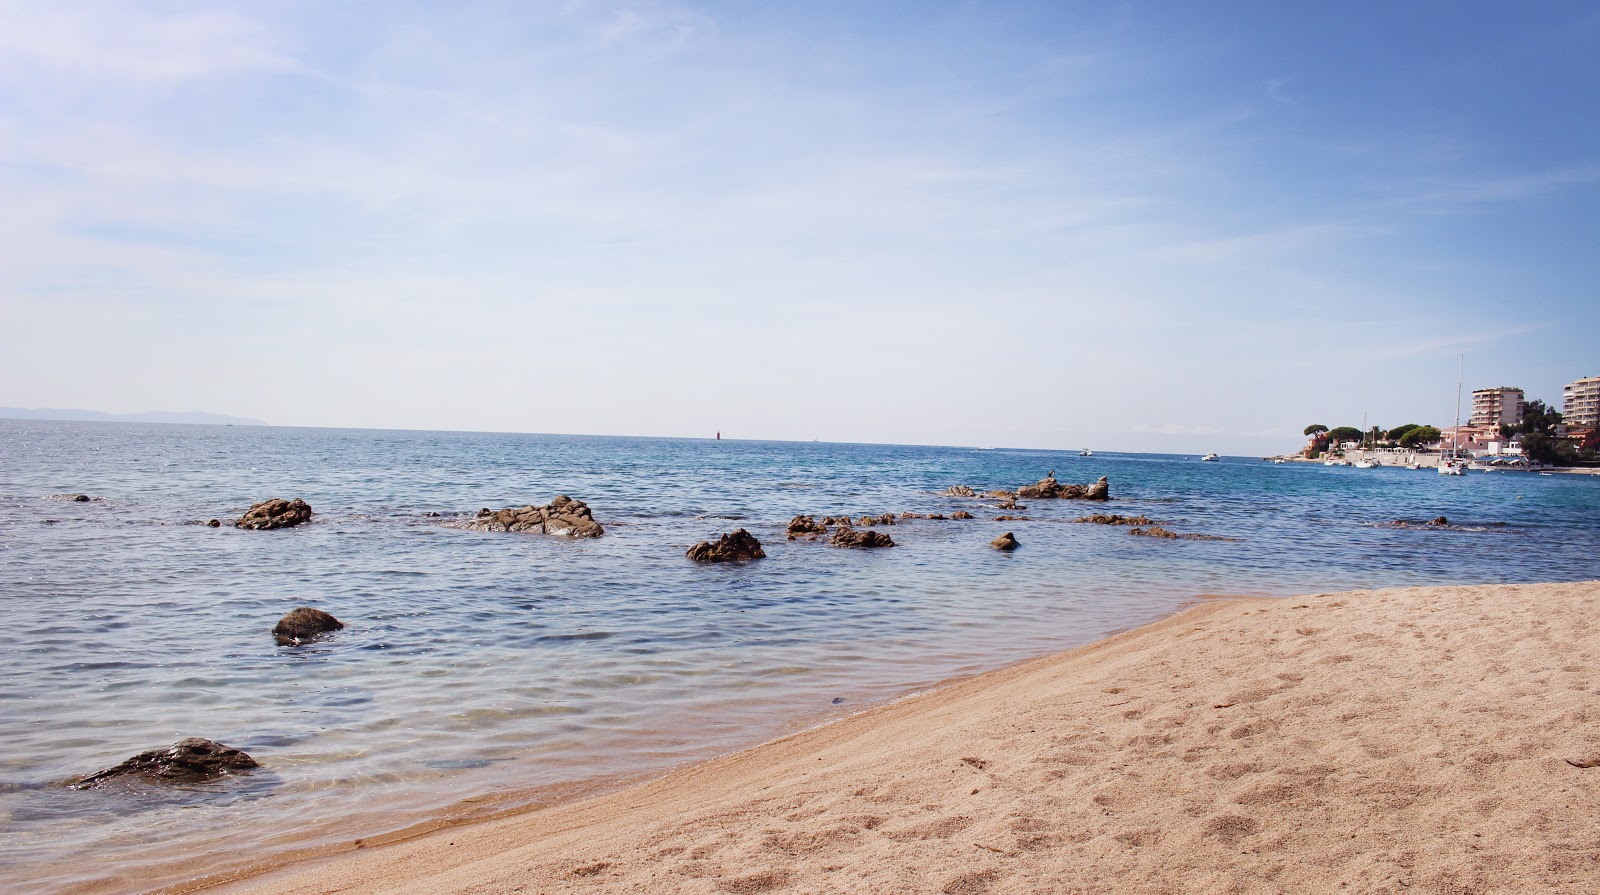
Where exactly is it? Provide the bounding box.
[1079,449,1093,456]
[1354,459,1377,469]
[1200,452,1220,461]
[1439,355,1468,476]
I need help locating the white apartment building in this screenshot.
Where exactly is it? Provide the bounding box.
[1564,375,1600,427]
[1470,387,1524,428]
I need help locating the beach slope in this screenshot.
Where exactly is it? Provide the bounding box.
[207,581,1600,895]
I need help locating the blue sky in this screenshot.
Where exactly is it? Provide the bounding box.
[2,1,1597,452]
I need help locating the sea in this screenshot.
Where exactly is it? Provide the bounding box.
[2,420,1597,894]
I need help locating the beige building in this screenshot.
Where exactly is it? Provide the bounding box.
[1470,387,1524,428]
[1564,375,1600,427]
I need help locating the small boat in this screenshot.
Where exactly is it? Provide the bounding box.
[1354,459,1377,469]
[1079,449,1093,456]
[1438,356,1468,476]
[1200,452,1220,462]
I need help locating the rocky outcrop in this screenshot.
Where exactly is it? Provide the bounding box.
[71,738,258,789]
[943,485,976,497]
[898,512,923,519]
[1074,514,1156,526]
[822,515,854,527]
[992,515,1029,521]
[273,607,343,645]
[857,514,897,526]
[687,529,766,563]
[465,496,603,538]
[786,515,827,539]
[1431,516,1449,526]
[995,496,1021,510]
[1017,473,1109,501]
[235,498,312,530]
[925,513,947,520]
[990,532,1019,551]
[831,528,895,549]
[951,510,973,520]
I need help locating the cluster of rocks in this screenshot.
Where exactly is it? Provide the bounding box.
[687,529,766,562]
[71,737,259,789]
[831,528,895,549]
[236,498,313,530]
[464,496,604,538]
[1017,473,1109,501]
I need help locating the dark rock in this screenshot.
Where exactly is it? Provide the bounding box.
[1073,514,1156,526]
[854,514,896,526]
[236,498,313,530]
[831,528,895,549]
[995,496,1021,510]
[822,515,853,527]
[273,607,344,645]
[1430,516,1449,526]
[460,496,604,538]
[985,490,1016,499]
[71,738,258,789]
[951,510,974,520]
[206,519,221,528]
[992,515,1030,521]
[422,511,441,518]
[943,485,976,497]
[897,512,923,519]
[686,529,766,563]
[990,532,1019,551]
[72,494,91,502]
[786,514,827,540]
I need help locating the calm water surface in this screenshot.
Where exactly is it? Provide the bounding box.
[2,421,1598,894]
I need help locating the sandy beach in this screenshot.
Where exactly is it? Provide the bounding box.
[194,580,1599,895]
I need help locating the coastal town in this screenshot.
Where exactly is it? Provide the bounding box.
[1286,373,1600,470]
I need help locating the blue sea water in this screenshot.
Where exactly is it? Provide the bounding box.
[1,420,1597,894]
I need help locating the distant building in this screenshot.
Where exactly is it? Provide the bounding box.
[1564,376,1600,427]
[1470,387,1524,428]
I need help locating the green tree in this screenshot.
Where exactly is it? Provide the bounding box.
[1504,400,1565,465]
[1399,426,1441,448]
[1327,426,1363,443]
[1303,424,1329,437]
[1386,423,1423,441]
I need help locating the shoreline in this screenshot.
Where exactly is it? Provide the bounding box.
[191,580,1600,895]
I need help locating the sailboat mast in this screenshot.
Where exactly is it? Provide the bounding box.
[1452,355,1464,457]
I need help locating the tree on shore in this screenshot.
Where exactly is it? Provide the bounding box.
[1502,400,1569,465]
[1399,426,1441,448]
[1303,424,1329,437]
[1327,426,1363,444]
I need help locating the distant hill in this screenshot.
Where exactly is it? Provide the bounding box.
[0,407,268,426]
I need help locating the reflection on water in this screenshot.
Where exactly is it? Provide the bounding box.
[1,420,1597,894]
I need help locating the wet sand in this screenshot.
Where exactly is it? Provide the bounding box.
[200,580,1600,895]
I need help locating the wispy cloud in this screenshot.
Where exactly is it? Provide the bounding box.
[1380,163,1600,211]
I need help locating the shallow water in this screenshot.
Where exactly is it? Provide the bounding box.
[2,421,1597,894]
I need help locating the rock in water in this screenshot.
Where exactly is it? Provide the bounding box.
[831,528,895,549]
[785,515,826,539]
[273,607,344,644]
[990,532,1019,551]
[463,496,604,538]
[236,498,313,530]
[686,529,766,563]
[1017,473,1110,501]
[1430,516,1449,526]
[71,738,258,788]
[1073,514,1156,526]
[942,485,976,497]
[951,510,974,520]
[1128,526,1182,539]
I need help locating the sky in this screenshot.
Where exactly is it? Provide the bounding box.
[2,1,1597,454]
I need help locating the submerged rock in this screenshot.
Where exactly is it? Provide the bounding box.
[857,514,897,527]
[71,738,258,789]
[273,607,344,645]
[206,519,222,528]
[463,496,604,538]
[1073,514,1156,526]
[1128,526,1240,542]
[1017,473,1109,501]
[236,498,313,530]
[831,528,895,549]
[943,485,976,497]
[990,532,1019,551]
[686,529,766,563]
[951,510,974,520]
[992,515,1029,521]
[1431,516,1449,526]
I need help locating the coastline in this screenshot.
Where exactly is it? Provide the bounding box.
[194,580,1600,895]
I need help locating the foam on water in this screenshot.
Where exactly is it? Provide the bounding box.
[2,420,1597,893]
